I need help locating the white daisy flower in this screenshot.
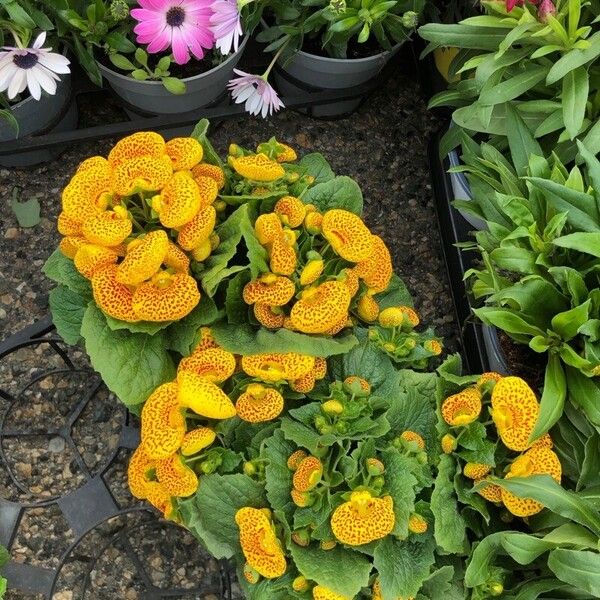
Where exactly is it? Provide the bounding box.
[0,32,70,101]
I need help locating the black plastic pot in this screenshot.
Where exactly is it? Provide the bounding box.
[428,127,508,375]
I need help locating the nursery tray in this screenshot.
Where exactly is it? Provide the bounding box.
[0,318,232,599]
[428,127,491,374]
[0,39,416,162]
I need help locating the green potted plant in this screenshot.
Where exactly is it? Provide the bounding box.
[0,2,75,167]
[252,0,425,117]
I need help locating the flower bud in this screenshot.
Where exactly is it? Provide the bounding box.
[322,400,344,415]
[228,143,242,157]
[335,421,348,434]
[401,10,418,28]
[109,0,129,20]
[291,528,311,546]
[537,0,556,22]
[441,434,457,454]
[416,452,428,465]
[243,461,257,476]
[366,458,385,476]
[292,576,310,592]
[320,540,337,550]
[489,582,504,596]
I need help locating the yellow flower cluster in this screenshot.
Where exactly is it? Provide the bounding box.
[441,374,563,518]
[244,206,394,335]
[128,332,238,516]
[58,132,225,323]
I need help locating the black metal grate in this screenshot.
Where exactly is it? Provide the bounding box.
[0,318,232,599]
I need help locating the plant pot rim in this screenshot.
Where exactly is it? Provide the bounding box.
[290,42,400,64]
[97,35,249,87]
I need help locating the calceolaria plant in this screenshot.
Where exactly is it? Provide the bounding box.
[419,0,600,161]
[437,358,600,599]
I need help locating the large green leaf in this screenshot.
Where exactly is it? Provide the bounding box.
[179,473,266,559]
[431,455,467,554]
[211,322,358,356]
[43,250,92,297]
[80,304,176,410]
[373,535,436,599]
[553,233,600,258]
[547,31,600,85]
[529,355,566,441]
[49,285,88,345]
[301,176,363,215]
[263,429,296,522]
[479,66,548,106]
[562,66,589,140]
[548,549,600,596]
[289,544,372,597]
[296,153,335,184]
[505,103,543,177]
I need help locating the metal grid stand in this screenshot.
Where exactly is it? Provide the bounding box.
[0,319,231,599]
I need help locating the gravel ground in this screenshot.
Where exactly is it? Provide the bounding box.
[0,50,458,599]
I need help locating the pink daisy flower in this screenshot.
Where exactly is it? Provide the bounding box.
[227,69,284,118]
[131,0,215,65]
[210,0,243,55]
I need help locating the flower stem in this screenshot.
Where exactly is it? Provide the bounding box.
[263,37,291,79]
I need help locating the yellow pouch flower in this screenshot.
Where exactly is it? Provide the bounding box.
[165,137,203,171]
[74,244,118,279]
[62,163,113,222]
[255,213,284,245]
[330,490,395,546]
[353,235,393,293]
[236,383,285,423]
[177,371,237,419]
[241,352,315,382]
[463,463,491,480]
[164,241,190,273]
[313,586,351,600]
[191,162,226,190]
[274,196,305,228]
[441,387,482,426]
[116,230,169,285]
[113,154,173,196]
[322,209,374,262]
[177,205,216,251]
[235,507,287,578]
[107,131,166,167]
[57,212,83,236]
[178,347,236,383]
[292,456,323,492]
[243,274,296,306]
[82,209,132,247]
[230,153,285,182]
[253,303,285,329]
[132,271,200,322]
[155,453,199,497]
[154,170,201,229]
[491,377,540,451]
[357,293,380,322]
[269,236,297,276]
[180,427,217,456]
[141,382,185,459]
[290,281,351,334]
[91,264,139,322]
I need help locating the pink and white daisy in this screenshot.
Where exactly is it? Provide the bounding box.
[227,69,284,118]
[210,0,243,55]
[0,32,70,101]
[131,0,215,65]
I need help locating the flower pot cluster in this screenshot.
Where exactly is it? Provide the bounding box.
[0,0,426,162]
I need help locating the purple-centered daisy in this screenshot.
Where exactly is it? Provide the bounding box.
[227,69,284,118]
[0,32,70,101]
[131,0,215,65]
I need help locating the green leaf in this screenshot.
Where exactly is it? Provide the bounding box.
[530,355,566,441]
[179,473,266,559]
[548,549,600,596]
[104,315,171,335]
[566,368,600,427]
[551,300,591,341]
[109,53,136,71]
[131,69,149,81]
[479,66,548,106]
[225,270,251,324]
[190,119,223,167]
[43,250,92,297]
[289,544,372,597]
[431,455,467,554]
[11,194,40,228]
[134,47,148,67]
[493,475,600,536]
[80,304,176,410]
[301,176,363,215]
[280,417,322,455]
[553,233,600,257]
[472,307,545,338]
[48,285,87,345]
[296,153,335,184]
[505,103,542,177]
[562,66,589,140]
[547,31,600,85]
[165,294,221,356]
[211,322,358,357]
[381,448,418,538]
[263,429,296,522]
[375,273,413,309]
[374,535,436,599]
[5,1,36,27]
[162,76,186,95]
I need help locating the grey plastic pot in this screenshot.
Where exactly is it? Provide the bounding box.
[481,325,509,375]
[98,37,248,115]
[273,43,403,118]
[0,74,77,168]
[447,148,486,231]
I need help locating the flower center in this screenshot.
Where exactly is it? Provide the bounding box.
[166,6,186,27]
[13,52,38,70]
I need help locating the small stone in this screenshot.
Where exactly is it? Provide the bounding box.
[0,308,6,319]
[15,462,32,478]
[54,592,73,600]
[48,437,66,453]
[4,228,18,239]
